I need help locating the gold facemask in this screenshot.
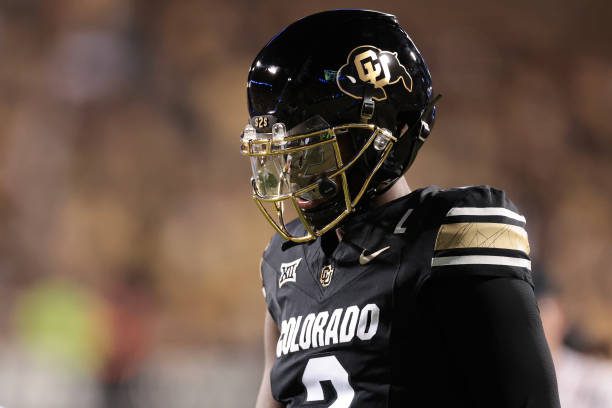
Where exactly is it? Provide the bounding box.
[240,118,396,242]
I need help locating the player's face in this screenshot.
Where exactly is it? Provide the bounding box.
[241,116,397,242]
[248,134,341,204]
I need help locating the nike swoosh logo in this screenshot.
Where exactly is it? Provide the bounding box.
[359,246,391,265]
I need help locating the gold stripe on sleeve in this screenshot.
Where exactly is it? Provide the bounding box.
[435,222,530,255]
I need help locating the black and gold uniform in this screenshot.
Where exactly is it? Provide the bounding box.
[260,186,559,407]
[240,9,560,408]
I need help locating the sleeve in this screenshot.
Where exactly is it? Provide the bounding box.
[419,274,561,407]
[429,186,533,285]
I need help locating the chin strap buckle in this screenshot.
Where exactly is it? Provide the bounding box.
[360,88,375,123]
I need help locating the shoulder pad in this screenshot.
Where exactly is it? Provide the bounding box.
[431,185,519,210]
[428,185,532,284]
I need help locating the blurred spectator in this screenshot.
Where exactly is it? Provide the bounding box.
[536,265,612,408]
[13,278,110,374]
[8,278,109,407]
[48,29,133,104]
[99,265,155,408]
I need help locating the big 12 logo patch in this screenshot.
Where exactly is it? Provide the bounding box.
[279,258,301,288]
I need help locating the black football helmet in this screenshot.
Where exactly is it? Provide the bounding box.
[240,9,439,242]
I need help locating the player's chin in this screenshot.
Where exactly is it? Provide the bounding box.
[297,194,345,229]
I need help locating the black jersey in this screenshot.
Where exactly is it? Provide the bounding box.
[260,186,559,407]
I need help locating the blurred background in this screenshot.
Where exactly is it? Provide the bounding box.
[0,0,610,407]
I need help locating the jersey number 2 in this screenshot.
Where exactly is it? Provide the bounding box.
[301,355,355,407]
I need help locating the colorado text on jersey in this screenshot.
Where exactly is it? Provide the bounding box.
[276,304,380,357]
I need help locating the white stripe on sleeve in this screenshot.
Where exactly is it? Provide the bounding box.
[446,207,526,223]
[431,255,531,270]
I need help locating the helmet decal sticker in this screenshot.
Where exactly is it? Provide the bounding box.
[337,45,413,101]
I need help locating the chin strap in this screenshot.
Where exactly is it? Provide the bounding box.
[360,87,375,123]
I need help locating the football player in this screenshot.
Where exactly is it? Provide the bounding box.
[240,10,561,408]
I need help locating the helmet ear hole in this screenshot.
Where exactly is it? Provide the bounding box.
[419,103,437,141]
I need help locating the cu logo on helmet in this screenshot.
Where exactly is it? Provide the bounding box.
[337,45,413,102]
[355,49,392,88]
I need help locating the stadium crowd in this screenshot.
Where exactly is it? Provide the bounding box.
[0,0,610,406]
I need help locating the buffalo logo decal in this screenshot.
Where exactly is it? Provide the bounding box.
[336,45,413,101]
